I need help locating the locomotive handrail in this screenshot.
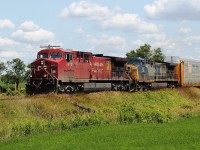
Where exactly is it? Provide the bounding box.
[125,71,132,80]
[27,69,33,81]
[44,69,57,80]
[33,80,43,88]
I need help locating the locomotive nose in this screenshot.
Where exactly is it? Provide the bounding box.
[31,59,57,79]
[36,60,47,76]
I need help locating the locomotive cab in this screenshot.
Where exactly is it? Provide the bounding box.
[125,57,156,82]
[27,48,67,94]
[32,49,65,78]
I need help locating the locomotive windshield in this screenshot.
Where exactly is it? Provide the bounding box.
[50,52,63,58]
[38,53,48,59]
[127,57,143,65]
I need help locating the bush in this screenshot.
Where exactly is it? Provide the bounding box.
[19,88,25,94]
[118,105,136,124]
[5,87,25,96]
[6,87,14,96]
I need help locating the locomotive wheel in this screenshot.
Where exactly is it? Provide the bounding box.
[130,87,136,92]
[65,85,74,94]
[167,83,174,88]
[112,84,118,91]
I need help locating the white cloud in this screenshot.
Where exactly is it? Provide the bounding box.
[185,35,200,43]
[0,50,21,58]
[60,1,159,33]
[0,43,40,63]
[20,21,40,31]
[145,0,200,21]
[153,40,176,50]
[88,35,126,47]
[139,33,166,41]
[60,1,197,58]
[0,19,15,29]
[114,5,122,13]
[132,40,145,47]
[0,37,19,46]
[87,35,127,56]
[0,21,57,63]
[74,27,84,34]
[11,21,54,43]
[179,27,191,33]
[12,29,54,42]
[58,8,69,18]
[102,13,159,33]
[131,32,178,56]
[59,1,112,20]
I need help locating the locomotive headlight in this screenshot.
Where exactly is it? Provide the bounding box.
[51,64,57,74]
[30,75,32,78]
[44,74,47,78]
[52,69,56,74]
[41,60,44,65]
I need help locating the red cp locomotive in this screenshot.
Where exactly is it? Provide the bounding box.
[26,46,129,94]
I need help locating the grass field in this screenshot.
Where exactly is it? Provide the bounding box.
[0,87,200,140]
[0,117,200,150]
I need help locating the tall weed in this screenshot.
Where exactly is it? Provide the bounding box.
[0,88,200,140]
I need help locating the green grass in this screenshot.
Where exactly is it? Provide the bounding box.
[1,117,200,150]
[0,87,200,140]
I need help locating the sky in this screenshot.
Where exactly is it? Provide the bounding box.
[1,0,200,64]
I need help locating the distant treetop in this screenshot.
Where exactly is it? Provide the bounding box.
[126,44,165,62]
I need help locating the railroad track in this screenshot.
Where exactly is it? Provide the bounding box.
[0,86,183,101]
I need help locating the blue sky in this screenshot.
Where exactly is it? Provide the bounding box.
[1,0,200,64]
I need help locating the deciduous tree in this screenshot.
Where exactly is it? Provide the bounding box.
[4,58,26,90]
[151,48,165,62]
[0,61,5,76]
[126,44,165,62]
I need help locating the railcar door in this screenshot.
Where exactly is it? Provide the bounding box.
[64,52,74,82]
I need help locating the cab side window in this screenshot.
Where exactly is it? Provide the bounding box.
[84,54,89,62]
[66,53,73,62]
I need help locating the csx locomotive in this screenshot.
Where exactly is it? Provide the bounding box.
[26,46,200,94]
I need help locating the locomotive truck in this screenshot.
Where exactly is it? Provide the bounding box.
[26,46,200,94]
